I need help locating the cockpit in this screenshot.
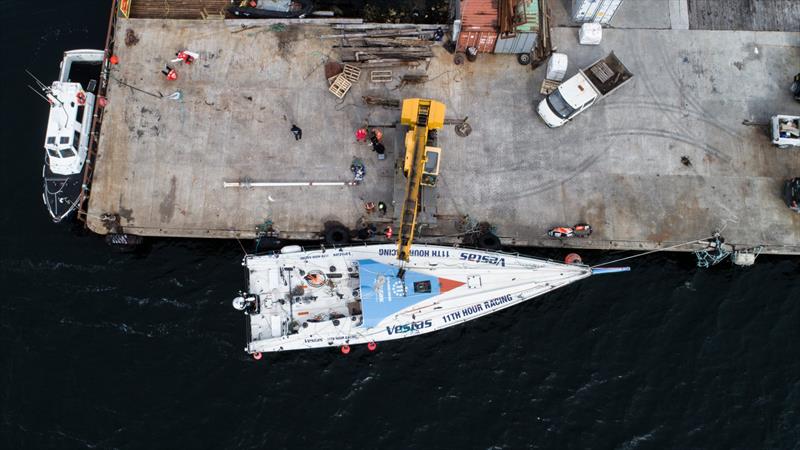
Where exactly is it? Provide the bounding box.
[45,133,79,159]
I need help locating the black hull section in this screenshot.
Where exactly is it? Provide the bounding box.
[229,0,313,18]
[43,164,83,223]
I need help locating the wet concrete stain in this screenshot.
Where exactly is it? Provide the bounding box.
[118,206,135,225]
[159,176,177,223]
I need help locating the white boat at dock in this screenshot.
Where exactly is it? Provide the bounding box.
[33,49,104,222]
[233,244,628,356]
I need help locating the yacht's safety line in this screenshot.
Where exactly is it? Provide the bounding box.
[590,235,717,268]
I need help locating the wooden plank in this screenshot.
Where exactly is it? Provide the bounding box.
[363,38,433,47]
[370,70,393,83]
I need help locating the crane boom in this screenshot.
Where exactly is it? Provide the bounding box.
[396,98,446,262]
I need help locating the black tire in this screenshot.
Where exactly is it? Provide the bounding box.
[453,52,466,65]
[476,233,501,250]
[324,224,350,246]
[517,53,532,65]
[256,236,282,251]
[104,233,144,252]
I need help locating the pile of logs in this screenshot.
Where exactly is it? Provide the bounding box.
[530,0,553,69]
[128,0,229,19]
[498,0,526,38]
[322,25,442,65]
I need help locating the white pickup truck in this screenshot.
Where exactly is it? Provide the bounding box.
[537,52,633,128]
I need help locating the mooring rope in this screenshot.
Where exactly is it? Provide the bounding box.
[590,235,717,268]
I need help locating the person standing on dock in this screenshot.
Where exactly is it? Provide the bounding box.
[162,65,177,81]
[356,128,368,143]
[291,124,302,141]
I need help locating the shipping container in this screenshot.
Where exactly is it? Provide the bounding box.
[572,0,624,24]
[457,0,499,53]
[515,0,540,33]
[493,32,537,54]
[460,0,498,28]
[458,30,498,53]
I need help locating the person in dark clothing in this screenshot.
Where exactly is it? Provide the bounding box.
[373,142,385,155]
[290,124,302,140]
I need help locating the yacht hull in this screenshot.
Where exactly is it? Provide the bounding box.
[237,244,594,354]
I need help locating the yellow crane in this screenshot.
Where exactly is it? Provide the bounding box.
[396,98,446,262]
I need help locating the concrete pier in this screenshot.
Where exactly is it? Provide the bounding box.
[88,11,800,253]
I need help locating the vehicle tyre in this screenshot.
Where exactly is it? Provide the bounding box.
[104,233,144,252]
[476,232,501,250]
[256,236,282,251]
[517,53,532,65]
[453,52,466,65]
[324,224,350,246]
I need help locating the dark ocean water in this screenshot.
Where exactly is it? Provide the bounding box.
[1,2,799,449]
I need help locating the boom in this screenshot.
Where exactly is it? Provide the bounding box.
[396,98,446,262]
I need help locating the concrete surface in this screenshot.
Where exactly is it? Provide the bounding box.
[669,0,690,30]
[550,0,672,29]
[688,0,800,31]
[89,17,800,254]
[550,0,800,32]
[91,21,398,239]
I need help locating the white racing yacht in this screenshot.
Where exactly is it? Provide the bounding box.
[33,49,104,222]
[233,244,628,357]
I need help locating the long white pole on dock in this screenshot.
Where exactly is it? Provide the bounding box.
[223,181,356,188]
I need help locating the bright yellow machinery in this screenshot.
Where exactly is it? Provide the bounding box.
[396,98,446,262]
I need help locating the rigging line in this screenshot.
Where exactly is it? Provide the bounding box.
[234,236,248,257]
[590,235,716,268]
[591,223,731,269]
[108,74,163,98]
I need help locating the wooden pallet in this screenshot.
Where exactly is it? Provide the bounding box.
[342,64,361,82]
[200,7,225,20]
[370,70,393,83]
[540,78,561,95]
[329,74,352,99]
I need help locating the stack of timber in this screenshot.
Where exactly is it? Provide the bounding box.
[324,25,443,65]
[129,0,229,19]
[498,0,525,38]
[531,0,553,68]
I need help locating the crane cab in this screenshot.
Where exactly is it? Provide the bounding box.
[403,132,442,187]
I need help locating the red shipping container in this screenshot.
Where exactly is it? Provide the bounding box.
[457,30,498,53]
[457,0,499,53]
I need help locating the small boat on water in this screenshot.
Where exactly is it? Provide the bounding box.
[33,49,103,222]
[233,244,628,356]
[229,0,314,18]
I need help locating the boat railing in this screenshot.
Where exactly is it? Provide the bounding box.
[246,241,568,266]
[76,0,121,224]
